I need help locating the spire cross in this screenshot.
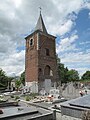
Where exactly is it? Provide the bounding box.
[39,7,42,14]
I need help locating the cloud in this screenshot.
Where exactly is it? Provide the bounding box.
[48,19,74,36]
[85,1,90,9]
[79,41,90,45]
[76,67,90,77]
[1,50,25,76]
[89,12,90,18]
[52,0,84,15]
[12,0,22,8]
[56,34,78,53]
[58,51,90,76]
[61,51,90,63]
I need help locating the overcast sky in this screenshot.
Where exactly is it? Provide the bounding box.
[0,0,90,77]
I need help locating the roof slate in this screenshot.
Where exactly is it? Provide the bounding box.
[34,13,48,34]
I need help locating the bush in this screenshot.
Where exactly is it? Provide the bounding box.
[25,96,30,101]
[15,96,20,100]
[30,93,38,99]
[10,95,14,98]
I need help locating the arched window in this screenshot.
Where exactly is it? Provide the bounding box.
[44,65,50,75]
[44,65,53,76]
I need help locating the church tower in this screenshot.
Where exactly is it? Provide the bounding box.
[25,12,58,93]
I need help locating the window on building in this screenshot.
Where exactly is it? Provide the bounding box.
[44,65,53,76]
[30,39,33,46]
[38,68,42,75]
[44,65,50,76]
[45,48,49,56]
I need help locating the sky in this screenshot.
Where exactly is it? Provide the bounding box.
[0,0,90,77]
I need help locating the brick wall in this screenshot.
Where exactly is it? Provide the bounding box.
[25,31,58,91]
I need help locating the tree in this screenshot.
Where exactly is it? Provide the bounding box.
[15,80,21,91]
[57,55,69,83]
[7,76,14,90]
[81,71,90,81]
[66,69,79,82]
[57,55,80,83]
[64,67,69,82]
[58,63,68,83]
[20,71,25,85]
[0,68,8,88]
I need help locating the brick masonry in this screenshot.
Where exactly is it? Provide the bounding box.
[25,30,58,92]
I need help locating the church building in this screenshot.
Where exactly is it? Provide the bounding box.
[25,12,58,93]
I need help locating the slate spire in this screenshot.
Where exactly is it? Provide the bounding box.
[35,11,48,34]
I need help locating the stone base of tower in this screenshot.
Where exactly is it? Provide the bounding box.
[38,79,57,95]
[25,81,38,93]
[25,80,57,94]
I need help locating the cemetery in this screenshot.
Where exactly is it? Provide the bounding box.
[0,93,55,120]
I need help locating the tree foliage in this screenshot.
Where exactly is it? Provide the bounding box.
[15,80,21,91]
[20,71,25,85]
[57,55,79,83]
[66,69,79,82]
[0,69,8,88]
[57,62,68,83]
[7,76,14,89]
[81,71,90,81]
[57,55,69,83]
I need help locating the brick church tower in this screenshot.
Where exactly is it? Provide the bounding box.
[25,12,58,93]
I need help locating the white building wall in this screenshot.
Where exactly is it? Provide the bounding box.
[25,81,38,93]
